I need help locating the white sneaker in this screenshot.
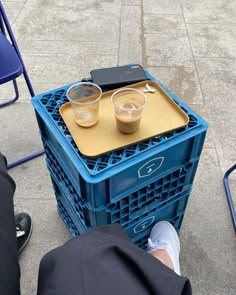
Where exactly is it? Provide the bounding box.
[147,221,181,275]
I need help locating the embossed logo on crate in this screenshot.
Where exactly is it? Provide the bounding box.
[134,216,155,233]
[138,157,164,178]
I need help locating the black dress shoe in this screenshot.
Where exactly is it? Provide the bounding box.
[15,212,32,254]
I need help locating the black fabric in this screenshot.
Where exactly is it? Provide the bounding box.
[0,153,21,295]
[37,224,192,295]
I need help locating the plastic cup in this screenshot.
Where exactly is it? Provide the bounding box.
[66,82,102,127]
[111,88,147,134]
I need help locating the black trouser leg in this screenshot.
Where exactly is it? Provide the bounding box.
[37,224,192,295]
[0,153,20,295]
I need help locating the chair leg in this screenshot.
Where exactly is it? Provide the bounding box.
[1,2,44,168]
[0,79,19,107]
[223,164,236,234]
[7,150,45,170]
[0,79,44,169]
[22,67,35,97]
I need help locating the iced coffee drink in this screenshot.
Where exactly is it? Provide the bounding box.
[111,88,147,134]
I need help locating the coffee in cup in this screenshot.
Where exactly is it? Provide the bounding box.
[111,88,147,134]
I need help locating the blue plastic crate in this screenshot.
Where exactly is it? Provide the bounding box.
[45,137,195,218]
[55,170,185,250]
[44,137,198,209]
[48,141,192,236]
[51,165,189,244]
[32,69,208,216]
[52,177,87,236]
[57,195,80,237]
[32,70,207,209]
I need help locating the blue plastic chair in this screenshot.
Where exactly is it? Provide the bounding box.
[0,1,45,169]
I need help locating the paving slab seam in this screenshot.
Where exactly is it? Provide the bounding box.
[191,56,236,60]
[19,40,119,44]
[179,2,206,106]
[140,0,146,67]
[117,3,124,65]
[184,22,236,26]
[21,53,118,56]
[9,0,27,28]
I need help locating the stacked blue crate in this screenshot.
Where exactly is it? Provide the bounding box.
[32,71,208,248]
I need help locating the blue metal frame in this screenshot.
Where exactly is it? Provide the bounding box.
[0,10,21,106]
[0,78,20,107]
[7,150,45,170]
[223,164,236,233]
[0,2,34,98]
[0,1,45,169]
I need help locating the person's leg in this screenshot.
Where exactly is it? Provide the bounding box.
[147,221,181,275]
[0,153,20,295]
[150,249,174,270]
[37,223,192,295]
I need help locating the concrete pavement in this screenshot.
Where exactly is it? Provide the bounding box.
[0,0,236,294]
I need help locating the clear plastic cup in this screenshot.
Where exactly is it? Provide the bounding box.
[66,82,102,127]
[111,88,147,134]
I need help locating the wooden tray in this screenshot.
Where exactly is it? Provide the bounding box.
[59,81,189,157]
